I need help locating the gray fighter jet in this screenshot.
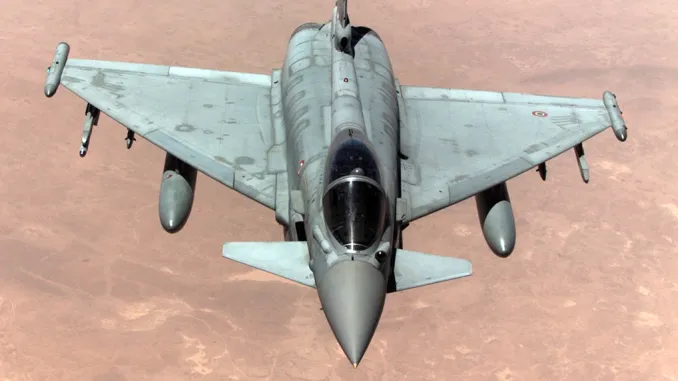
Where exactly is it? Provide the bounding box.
[43,0,628,368]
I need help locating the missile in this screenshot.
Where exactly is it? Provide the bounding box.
[573,143,589,183]
[602,91,627,142]
[80,103,100,157]
[44,42,70,98]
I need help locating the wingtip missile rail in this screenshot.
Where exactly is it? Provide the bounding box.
[602,91,628,142]
[540,91,628,183]
[44,42,70,98]
[565,91,627,183]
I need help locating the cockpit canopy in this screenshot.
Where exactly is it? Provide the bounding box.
[324,133,381,186]
[322,132,388,251]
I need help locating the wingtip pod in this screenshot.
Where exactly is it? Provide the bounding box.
[44,41,70,98]
[602,91,628,142]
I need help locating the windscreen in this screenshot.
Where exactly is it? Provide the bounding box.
[322,177,387,251]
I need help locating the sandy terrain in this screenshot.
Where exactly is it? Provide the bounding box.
[1,0,677,379]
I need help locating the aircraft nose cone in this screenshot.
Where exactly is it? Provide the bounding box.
[317,260,387,368]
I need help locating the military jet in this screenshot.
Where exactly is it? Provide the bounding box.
[43,0,628,368]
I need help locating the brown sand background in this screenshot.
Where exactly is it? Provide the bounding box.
[1,0,677,380]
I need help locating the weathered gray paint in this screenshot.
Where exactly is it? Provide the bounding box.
[44,0,628,368]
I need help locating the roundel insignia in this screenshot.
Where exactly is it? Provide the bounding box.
[297,160,305,176]
[532,110,548,117]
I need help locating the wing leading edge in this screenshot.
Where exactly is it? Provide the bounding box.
[58,57,286,210]
[397,84,628,223]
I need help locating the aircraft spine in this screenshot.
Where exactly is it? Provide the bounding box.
[330,4,366,140]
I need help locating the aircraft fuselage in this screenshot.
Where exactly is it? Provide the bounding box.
[279,21,400,365]
[42,0,630,369]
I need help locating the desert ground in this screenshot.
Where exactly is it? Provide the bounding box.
[1,0,677,380]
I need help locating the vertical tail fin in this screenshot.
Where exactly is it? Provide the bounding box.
[333,0,352,54]
[336,0,348,27]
